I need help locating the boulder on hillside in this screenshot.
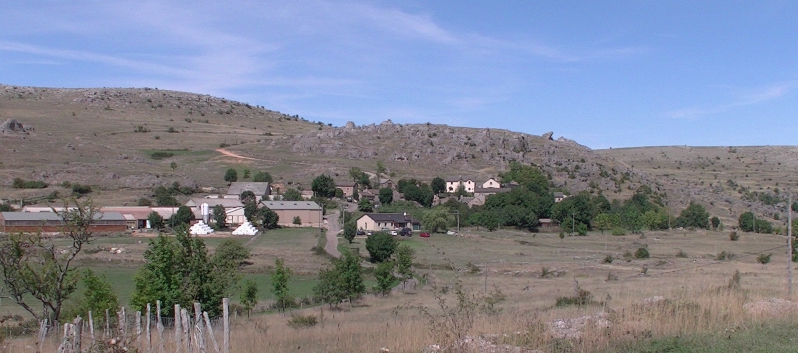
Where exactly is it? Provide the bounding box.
[1,118,32,134]
[542,131,554,140]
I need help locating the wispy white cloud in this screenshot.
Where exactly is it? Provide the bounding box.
[666,81,797,119]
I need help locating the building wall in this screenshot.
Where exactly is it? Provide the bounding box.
[276,209,322,227]
[337,186,355,197]
[482,179,500,188]
[463,180,475,192]
[1,224,128,233]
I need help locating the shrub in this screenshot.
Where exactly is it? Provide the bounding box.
[134,125,150,133]
[675,249,689,258]
[757,253,772,264]
[716,251,735,261]
[12,178,47,189]
[71,183,92,195]
[151,151,174,160]
[287,314,318,329]
[292,216,301,225]
[555,284,595,307]
[137,198,153,206]
[634,247,650,259]
[729,231,739,241]
[602,255,614,264]
[166,126,178,133]
[611,228,627,236]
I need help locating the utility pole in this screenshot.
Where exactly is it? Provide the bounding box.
[789,192,793,298]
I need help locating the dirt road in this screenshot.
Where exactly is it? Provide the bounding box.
[324,209,341,258]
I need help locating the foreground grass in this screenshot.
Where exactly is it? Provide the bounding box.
[608,320,798,353]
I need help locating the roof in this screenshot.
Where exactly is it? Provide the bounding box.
[186,198,244,208]
[445,176,476,182]
[1,211,126,222]
[474,187,513,194]
[553,192,565,198]
[100,206,153,219]
[379,178,392,184]
[359,213,420,224]
[227,182,270,196]
[260,201,321,210]
[336,182,356,187]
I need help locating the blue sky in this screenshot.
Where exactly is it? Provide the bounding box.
[1,1,797,149]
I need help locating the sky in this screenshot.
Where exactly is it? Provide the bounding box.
[1,1,797,149]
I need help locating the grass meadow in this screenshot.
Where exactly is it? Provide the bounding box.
[3,226,798,352]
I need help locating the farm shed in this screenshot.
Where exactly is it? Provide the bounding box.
[0,211,128,233]
[259,201,322,227]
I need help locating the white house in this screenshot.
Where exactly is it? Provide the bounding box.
[445,176,476,193]
[482,178,501,189]
[356,213,421,231]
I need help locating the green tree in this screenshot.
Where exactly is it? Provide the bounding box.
[261,207,279,229]
[313,253,365,306]
[675,202,710,229]
[374,261,395,297]
[335,188,344,199]
[365,232,398,263]
[338,253,365,302]
[422,207,454,233]
[711,216,721,230]
[376,161,386,178]
[594,213,618,234]
[349,167,371,189]
[64,269,120,320]
[622,206,643,234]
[213,239,250,268]
[224,168,238,184]
[169,205,194,227]
[240,280,258,317]
[170,162,177,171]
[244,202,259,223]
[431,177,446,195]
[212,204,227,229]
[499,161,550,195]
[642,209,668,231]
[146,211,164,230]
[252,171,273,183]
[242,169,251,179]
[395,245,414,286]
[131,225,236,317]
[378,187,394,205]
[0,198,97,322]
[239,190,256,204]
[352,187,360,201]
[271,258,292,312]
[358,198,374,212]
[312,174,337,198]
[282,188,302,201]
[344,222,357,244]
[292,216,302,225]
[551,193,594,229]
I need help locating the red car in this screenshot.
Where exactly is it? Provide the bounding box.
[420,232,430,238]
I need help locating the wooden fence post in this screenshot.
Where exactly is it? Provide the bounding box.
[136,311,142,350]
[157,300,165,353]
[88,310,95,347]
[181,308,191,353]
[105,309,110,340]
[193,303,205,353]
[35,319,47,353]
[146,303,152,353]
[73,317,83,353]
[222,298,229,353]
[203,312,220,353]
[175,304,182,353]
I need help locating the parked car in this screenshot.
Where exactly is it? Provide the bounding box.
[356,230,365,236]
[399,227,412,236]
[389,230,398,236]
[420,232,430,238]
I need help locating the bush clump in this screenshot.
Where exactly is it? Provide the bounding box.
[716,251,735,261]
[729,231,740,241]
[12,177,47,189]
[611,228,627,236]
[602,255,614,264]
[634,247,650,259]
[150,151,174,160]
[287,314,318,329]
[757,253,772,264]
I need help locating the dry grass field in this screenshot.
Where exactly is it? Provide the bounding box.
[3,226,797,352]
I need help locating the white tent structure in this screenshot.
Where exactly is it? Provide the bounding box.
[190,221,214,235]
[232,221,258,236]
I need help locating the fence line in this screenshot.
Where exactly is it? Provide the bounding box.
[44,299,230,353]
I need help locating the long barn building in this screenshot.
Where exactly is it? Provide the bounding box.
[0,211,128,233]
